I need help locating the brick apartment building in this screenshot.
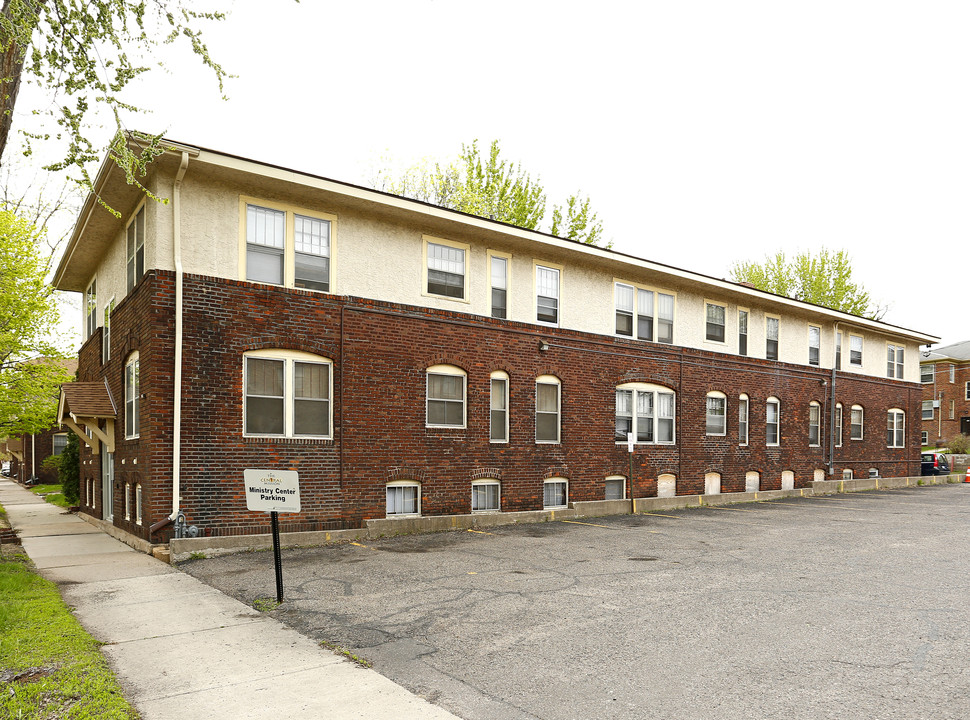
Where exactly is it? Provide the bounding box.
[920,340,970,446]
[52,136,938,545]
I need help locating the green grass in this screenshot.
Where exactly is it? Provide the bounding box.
[0,554,140,719]
[28,483,71,508]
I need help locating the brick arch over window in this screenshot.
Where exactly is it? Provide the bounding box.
[422,354,471,373]
[471,467,504,481]
[242,336,336,360]
[387,466,428,484]
[542,466,570,480]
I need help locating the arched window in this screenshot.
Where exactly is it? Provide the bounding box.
[490,371,509,443]
[835,403,843,447]
[135,484,143,526]
[543,477,568,508]
[706,392,727,436]
[536,375,561,443]
[244,350,333,438]
[471,479,500,512]
[387,480,421,517]
[738,394,749,446]
[426,364,466,428]
[125,352,140,439]
[887,409,905,448]
[850,405,864,440]
[766,397,780,446]
[615,383,676,445]
[808,401,821,447]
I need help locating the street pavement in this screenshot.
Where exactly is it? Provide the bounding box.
[0,477,459,720]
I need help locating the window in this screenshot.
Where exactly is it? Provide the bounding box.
[244,351,332,437]
[850,405,864,440]
[135,484,143,525]
[124,482,131,521]
[243,200,335,291]
[426,239,466,299]
[850,335,863,366]
[489,253,509,319]
[842,469,853,480]
[887,345,904,379]
[887,409,905,448]
[126,205,145,292]
[614,282,674,343]
[835,404,843,447]
[490,371,509,443]
[965,381,970,400]
[102,299,114,364]
[705,303,726,343]
[738,395,749,446]
[738,310,748,356]
[536,376,560,443]
[52,434,68,456]
[809,402,821,446]
[426,365,466,428]
[471,480,500,512]
[387,481,420,516]
[535,265,560,325]
[921,431,928,445]
[921,364,933,384]
[246,204,285,285]
[705,392,726,436]
[950,364,956,383]
[125,353,140,439]
[950,400,955,420]
[922,400,934,420]
[294,214,331,291]
[85,278,97,339]
[766,317,779,360]
[615,383,676,445]
[835,332,842,370]
[605,475,625,500]
[808,326,820,366]
[766,397,780,446]
[543,478,568,509]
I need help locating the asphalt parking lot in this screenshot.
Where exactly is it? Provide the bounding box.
[182,485,970,720]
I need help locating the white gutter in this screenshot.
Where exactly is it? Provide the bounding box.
[171,151,190,519]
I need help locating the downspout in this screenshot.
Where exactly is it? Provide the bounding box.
[171,151,190,520]
[827,322,839,477]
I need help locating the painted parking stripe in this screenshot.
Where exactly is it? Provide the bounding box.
[706,505,760,513]
[561,520,617,529]
[638,512,684,519]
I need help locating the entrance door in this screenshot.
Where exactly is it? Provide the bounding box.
[101,445,114,521]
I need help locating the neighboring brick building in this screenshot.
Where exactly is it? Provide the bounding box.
[919,341,970,446]
[52,136,938,545]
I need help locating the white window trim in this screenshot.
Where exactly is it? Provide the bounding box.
[85,277,97,340]
[965,381,970,401]
[426,364,467,429]
[238,196,337,293]
[386,480,421,518]
[808,325,821,366]
[849,334,864,367]
[489,370,509,443]
[886,343,905,379]
[737,308,749,356]
[605,474,627,500]
[738,394,749,446]
[471,479,501,513]
[835,403,843,448]
[808,401,821,447]
[921,399,934,421]
[543,477,568,509]
[705,391,727,436]
[765,315,780,360]
[949,364,956,383]
[921,430,928,445]
[243,349,334,439]
[536,374,561,444]
[850,404,864,441]
[704,301,727,345]
[423,235,470,303]
[615,382,677,446]
[125,201,146,293]
[102,297,115,365]
[534,261,562,327]
[125,351,140,440]
[124,482,131,521]
[766,396,781,446]
[487,249,511,319]
[613,278,676,344]
[887,408,905,448]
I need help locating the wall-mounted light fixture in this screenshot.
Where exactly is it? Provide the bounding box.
[539,340,549,352]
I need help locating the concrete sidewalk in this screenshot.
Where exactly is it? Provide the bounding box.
[0,478,459,720]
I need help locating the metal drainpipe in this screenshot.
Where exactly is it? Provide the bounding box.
[171,151,190,520]
[827,322,839,477]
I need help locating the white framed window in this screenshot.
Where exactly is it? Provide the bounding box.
[615,383,676,445]
[835,403,843,447]
[887,409,905,448]
[705,391,727,436]
[835,332,843,370]
[605,475,626,500]
[850,405,864,440]
[124,482,131,521]
[965,381,970,400]
[849,335,863,366]
[135,484,143,525]
[471,480,500,512]
[488,251,510,318]
[535,264,560,325]
[490,371,509,443]
[125,352,140,439]
[614,282,674,343]
[426,365,466,428]
[766,316,779,360]
[52,433,68,456]
[102,298,114,364]
[705,302,726,343]
[921,430,928,445]
[738,394,749,446]
[126,204,146,292]
[809,401,821,446]
[842,468,853,480]
[766,397,780,446]
[950,364,956,383]
[536,375,561,443]
[921,399,934,420]
[85,277,97,339]
[387,480,421,517]
[242,198,335,292]
[244,350,333,438]
[737,309,749,356]
[425,237,468,300]
[808,326,820,366]
[950,400,955,419]
[887,344,904,379]
[920,364,933,384]
[543,478,568,509]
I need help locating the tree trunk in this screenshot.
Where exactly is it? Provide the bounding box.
[0,0,45,168]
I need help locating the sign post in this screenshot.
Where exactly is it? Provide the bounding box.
[244,469,301,603]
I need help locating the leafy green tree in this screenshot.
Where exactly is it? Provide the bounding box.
[378,139,608,246]
[0,208,72,436]
[58,430,79,504]
[0,0,229,201]
[731,248,885,319]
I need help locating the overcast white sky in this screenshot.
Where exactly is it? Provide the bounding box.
[17,0,970,349]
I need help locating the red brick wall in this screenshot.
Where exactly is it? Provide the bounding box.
[76,271,924,540]
[920,361,970,445]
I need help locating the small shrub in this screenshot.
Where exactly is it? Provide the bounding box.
[40,455,61,474]
[946,433,970,455]
[58,433,80,505]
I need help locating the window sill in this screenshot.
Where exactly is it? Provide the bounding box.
[386,514,421,519]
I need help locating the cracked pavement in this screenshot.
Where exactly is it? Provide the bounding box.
[181,486,970,719]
